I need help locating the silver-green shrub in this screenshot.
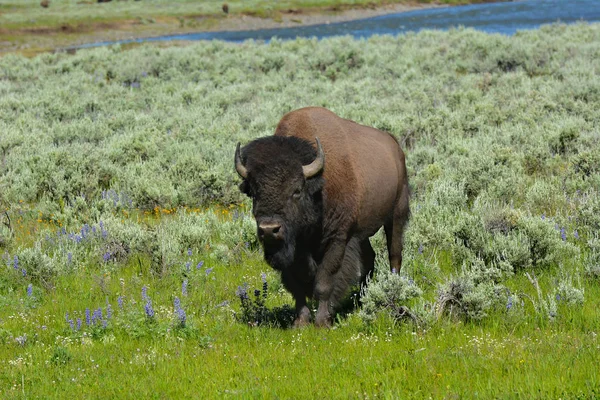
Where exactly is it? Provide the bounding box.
[359,270,423,324]
[437,265,507,321]
[555,273,585,306]
[15,245,57,289]
[584,235,600,279]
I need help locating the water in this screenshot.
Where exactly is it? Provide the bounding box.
[77,0,600,48]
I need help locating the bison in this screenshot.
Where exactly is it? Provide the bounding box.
[234,107,409,327]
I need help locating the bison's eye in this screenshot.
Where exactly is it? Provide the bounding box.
[292,189,302,200]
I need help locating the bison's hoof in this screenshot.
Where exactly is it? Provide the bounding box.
[292,312,311,328]
[315,316,332,329]
[292,318,310,329]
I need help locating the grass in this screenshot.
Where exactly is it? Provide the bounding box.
[1,225,599,398]
[1,23,600,397]
[0,0,501,56]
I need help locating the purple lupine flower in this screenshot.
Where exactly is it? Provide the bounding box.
[141,71,148,77]
[560,227,566,241]
[102,319,108,329]
[176,307,186,326]
[507,296,513,310]
[418,244,424,254]
[13,255,18,270]
[196,261,204,270]
[91,308,102,325]
[205,267,213,276]
[261,272,268,297]
[100,221,107,238]
[103,252,111,262]
[245,242,250,248]
[185,261,191,272]
[76,318,82,331]
[21,268,26,277]
[236,284,248,299]
[92,226,97,234]
[144,299,154,318]
[182,279,188,296]
[65,312,70,323]
[15,334,27,346]
[69,319,75,330]
[541,214,546,220]
[131,82,140,89]
[67,252,72,264]
[556,293,561,301]
[85,308,91,325]
[27,284,33,297]
[142,286,148,301]
[174,297,186,327]
[187,248,192,257]
[106,300,112,319]
[117,296,124,309]
[574,230,579,240]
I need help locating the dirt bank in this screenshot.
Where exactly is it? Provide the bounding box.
[1,2,442,56]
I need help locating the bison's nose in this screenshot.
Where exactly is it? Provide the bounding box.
[258,222,283,241]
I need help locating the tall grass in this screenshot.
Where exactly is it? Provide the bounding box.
[1,24,599,397]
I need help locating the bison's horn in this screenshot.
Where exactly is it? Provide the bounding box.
[234,142,248,179]
[302,137,325,178]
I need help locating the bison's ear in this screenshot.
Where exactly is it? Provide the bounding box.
[239,180,251,197]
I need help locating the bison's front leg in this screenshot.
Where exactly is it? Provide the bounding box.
[314,239,346,328]
[293,298,311,328]
[282,269,312,328]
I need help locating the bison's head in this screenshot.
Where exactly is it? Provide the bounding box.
[235,136,324,270]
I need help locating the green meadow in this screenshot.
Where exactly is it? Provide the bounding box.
[1,23,600,398]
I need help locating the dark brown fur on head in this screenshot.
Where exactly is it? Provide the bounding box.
[238,136,324,271]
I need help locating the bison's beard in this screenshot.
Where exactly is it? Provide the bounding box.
[263,239,296,271]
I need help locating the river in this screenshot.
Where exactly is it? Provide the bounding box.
[77,0,600,48]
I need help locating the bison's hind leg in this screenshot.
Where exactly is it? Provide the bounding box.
[358,238,375,287]
[384,182,410,273]
[329,238,375,313]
